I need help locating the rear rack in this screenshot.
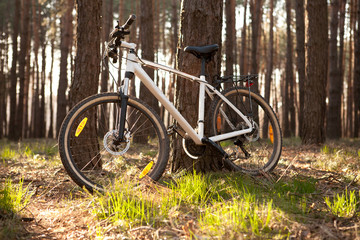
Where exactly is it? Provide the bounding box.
[213,74,258,89]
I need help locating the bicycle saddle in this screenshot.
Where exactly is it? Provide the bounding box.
[184,44,219,59]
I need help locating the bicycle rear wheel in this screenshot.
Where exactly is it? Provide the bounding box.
[208,87,282,174]
[58,93,169,192]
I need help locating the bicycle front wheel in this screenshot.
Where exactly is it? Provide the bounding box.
[58,93,169,192]
[208,87,282,174]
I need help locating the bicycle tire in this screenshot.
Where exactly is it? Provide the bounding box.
[208,87,282,174]
[58,93,169,192]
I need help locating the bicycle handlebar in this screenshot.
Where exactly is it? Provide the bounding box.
[122,14,136,30]
[106,14,136,63]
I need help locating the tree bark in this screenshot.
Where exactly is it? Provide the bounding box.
[239,0,248,75]
[338,0,346,136]
[69,0,102,169]
[16,0,31,140]
[302,0,328,144]
[250,0,263,79]
[262,0,275,137]
[284,0,295,137]
[139,0,159,114]
[101,0,113,94]
[32,0,40,138]
[225,0,236,79]
[354,0,360,138]
[48,37,55,138]
[9,0,20,140]
[326,0,341,139]
[295,0,306,139]
[40,25,46,138]
[172,0,223,173]
[57,0,74,136]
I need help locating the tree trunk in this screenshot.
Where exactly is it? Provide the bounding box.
[9,0,20,140]
[295,0,306,139]
[353,0,360,137]
[302,0,328,144]
[339,0,346,136]
[57,0,74,136]
[262,0,275,137]
[225,0,236,79]
[172,0,224,173]
[40,26,46,138]
[16,0,31,140]
[139,0,159,114]
[326,0,341,139]
[250,0,263,78]
[32,0,40,138]
[69,0,102,169]
[170,0,178,66]
[23,30,31,138]
[284,0,295,137]
[239,0,248,75]
[15,0,30,140]
[346,0,355,137]
[101,0,113,94]
[48,37,55,138]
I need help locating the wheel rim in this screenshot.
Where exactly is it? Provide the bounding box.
[64,97,164,191]
[213,89,280,173]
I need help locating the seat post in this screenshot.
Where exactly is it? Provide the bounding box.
[200,57,206,76]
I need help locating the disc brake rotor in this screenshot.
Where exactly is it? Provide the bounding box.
[103,130,131,155]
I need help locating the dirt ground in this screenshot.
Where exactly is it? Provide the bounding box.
[1,141,360,239]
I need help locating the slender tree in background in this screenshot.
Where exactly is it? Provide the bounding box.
[48,36,55,138]
[57,0,73,136]
[40,22,46,138]
[16,0,31,140]
[9,0,20,140]
[302,0,328,144]
[172,0,223,173]
[101,0,113,94]
[283,0,295,137]
[346,0,355,137]
[295,0,305,139]
[263,0,275,137]
[354,0,360,137]
[326,0,341,139]
[225,0,236,80]
[31,0,40,138]
[250,0,263,89]
[240,0,248,75]
[338,0,346,135]
[139,0,159,114]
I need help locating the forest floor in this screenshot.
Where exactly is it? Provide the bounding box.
[0,138,360,239]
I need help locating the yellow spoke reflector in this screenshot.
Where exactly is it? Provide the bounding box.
[139,161,154,179]
[269,125,274,143]
[75,117,88,137]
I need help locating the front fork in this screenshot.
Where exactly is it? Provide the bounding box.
[116,71,134,142]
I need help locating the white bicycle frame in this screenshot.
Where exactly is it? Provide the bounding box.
[119,41,253,145]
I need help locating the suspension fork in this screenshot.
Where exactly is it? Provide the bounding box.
[116,71,134,141]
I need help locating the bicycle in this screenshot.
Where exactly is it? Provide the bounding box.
[58,15,282,193]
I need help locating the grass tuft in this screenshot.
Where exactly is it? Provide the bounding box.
[0,178,33,217]
[324,189,358,218]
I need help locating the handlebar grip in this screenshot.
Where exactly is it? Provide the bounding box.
[122,14,136,29]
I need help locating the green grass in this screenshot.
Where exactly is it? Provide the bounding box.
[90,172,296,238]
[0,178,34,216]
[0,146,16,161]
[324,190,358,218]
